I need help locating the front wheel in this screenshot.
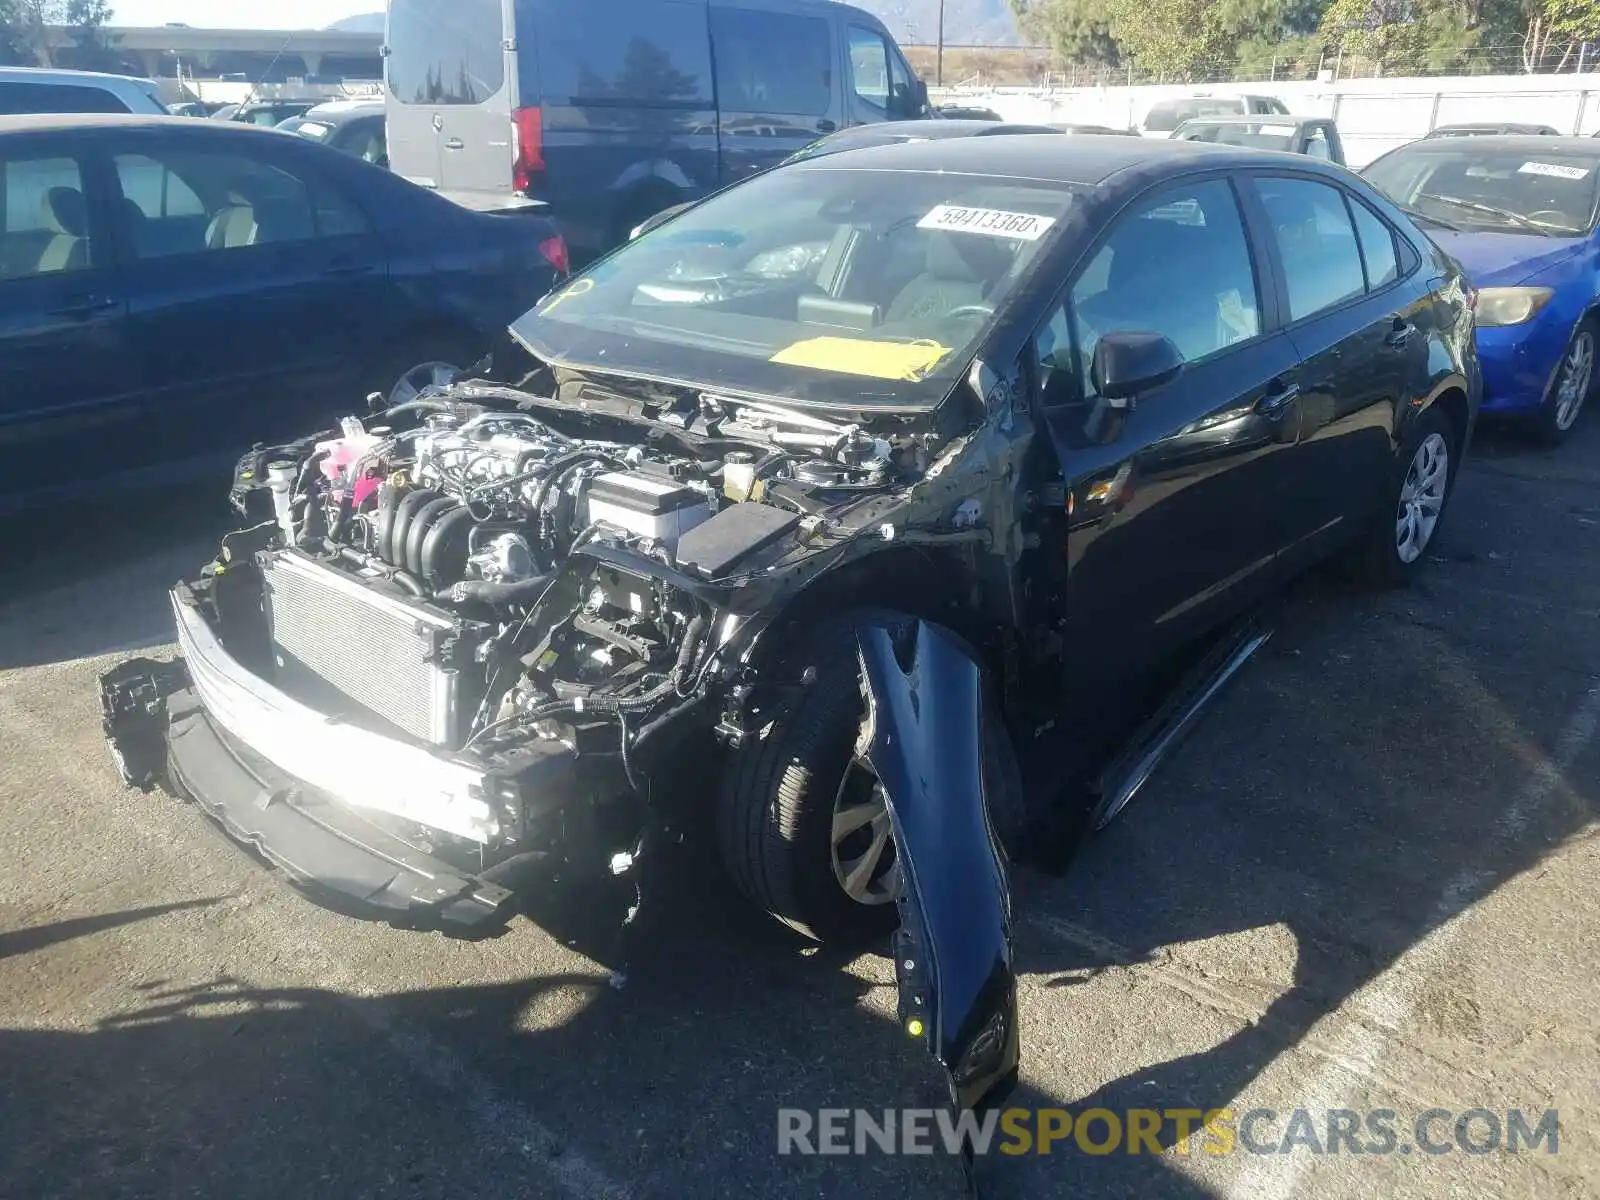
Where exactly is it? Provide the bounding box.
[717,615,1023,944]
[1359,405,1459,587]
[1535,319,1595,445]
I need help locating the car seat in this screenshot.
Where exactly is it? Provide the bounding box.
[35,187,89,273]
[883,231,1014,325]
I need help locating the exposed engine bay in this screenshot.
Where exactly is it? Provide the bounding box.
[212,380,992,795]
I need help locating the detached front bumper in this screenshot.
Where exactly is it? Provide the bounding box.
[99,586,532,932]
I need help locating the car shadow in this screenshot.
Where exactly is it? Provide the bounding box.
[0,486,233,672]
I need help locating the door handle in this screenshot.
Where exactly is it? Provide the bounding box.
[1256,381,1301,417]
[444,136,465,151]
[1386,318,1414,347]
[47,296,117,319]
[816,119,838,133]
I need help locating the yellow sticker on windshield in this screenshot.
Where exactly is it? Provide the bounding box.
[769,337,952,381]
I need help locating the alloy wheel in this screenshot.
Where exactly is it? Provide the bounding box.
[1552,329,1594,433]
[829,756,900,907]
[1395,432,1450,565]
[388,361,462,408]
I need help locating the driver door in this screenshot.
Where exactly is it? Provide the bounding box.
[1035,176,1304,695]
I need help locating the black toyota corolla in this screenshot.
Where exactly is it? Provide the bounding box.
[102,136,1480,1122]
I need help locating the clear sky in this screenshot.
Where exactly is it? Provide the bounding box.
[109,0,374,30]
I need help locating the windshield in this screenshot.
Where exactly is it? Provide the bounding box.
[1179,122,1297,151]
[1364,146,1600,235]
[1145,98,1243,132]
[512,165,1077,409]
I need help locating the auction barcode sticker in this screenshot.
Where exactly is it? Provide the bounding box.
[917,205,1057,240]
[1519,161,1591,180]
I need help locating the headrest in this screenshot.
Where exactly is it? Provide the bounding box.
[922,230,1013,284]
[41,187,88,238]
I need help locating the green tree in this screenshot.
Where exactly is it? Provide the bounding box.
[1011,0,1120,67]
[0,0,33,65]
[59,0,117,72]
[1105,0,1235,78]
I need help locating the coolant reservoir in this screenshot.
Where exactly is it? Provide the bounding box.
[315,416,382,490]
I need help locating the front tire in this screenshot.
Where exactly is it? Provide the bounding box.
[1360,405,1460,587]
[717,616,1022,944]
[1535,319,1595,445]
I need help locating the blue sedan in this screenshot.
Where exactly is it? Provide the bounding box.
[0,114,567,512]
[1364,135,1600,443]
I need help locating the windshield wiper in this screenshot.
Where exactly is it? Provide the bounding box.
[1397,203,1460,232]
[1424,194,1547,234]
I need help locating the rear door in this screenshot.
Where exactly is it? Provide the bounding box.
[710,0,841,181]
[384,0,515,197]
[1036,176,1304,690]
[107,132,398,466]
[0,132,135,502]
[1246,173,1426,569]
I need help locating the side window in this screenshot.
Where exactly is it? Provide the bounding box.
[848,27,890,111]
[113,150,320,260]
[0,83,128,115]
[712,8,832,117]
[0,153,93,281]
[1041,178,1259,403]
[1349,197,1400,289]
[1256,177,1366,321]
[535,0,713,106]
[385,0,507,106]
[309,178,371,238]
[1304,127,1333,161]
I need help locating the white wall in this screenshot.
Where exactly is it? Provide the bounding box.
[939,74,1600,168]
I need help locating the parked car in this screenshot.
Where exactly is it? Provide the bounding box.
[1364,134,1600,442]
[0,114,567,513]
[1173,116,1345,164]
[101,133,1478,1125]
[0,66,166,116]
[213,100,320,126]
[168,100,231,118]
[1141,93,1289,137]
[279,100,388,167]
[1051,122,1132,135]
[1426,122,1561,138]
[384,0,929,258]
[936,104,1004,121]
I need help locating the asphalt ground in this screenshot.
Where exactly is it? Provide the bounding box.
[1,414,1597,1200]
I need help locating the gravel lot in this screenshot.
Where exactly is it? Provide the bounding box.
[1,417,1596,1200]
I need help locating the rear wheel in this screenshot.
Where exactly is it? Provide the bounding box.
[1535,319,1595,444]
[1359,405,1459,587]
[717,614,1023,944]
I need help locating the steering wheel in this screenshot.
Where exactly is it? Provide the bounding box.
[944,304,996,322]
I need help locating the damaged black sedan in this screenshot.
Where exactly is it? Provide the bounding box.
[103,137,1480,1117]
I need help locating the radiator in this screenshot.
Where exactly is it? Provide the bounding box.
[261,551,462,747]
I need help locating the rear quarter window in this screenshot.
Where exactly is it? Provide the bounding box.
[711,7,831,116]
[386,0,507,106]
[534,0,713,106]
[0,82,130,115]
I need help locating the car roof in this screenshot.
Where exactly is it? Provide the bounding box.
[1178,116,1315,128]
[300,100,385,120]
[1395,134,1600,154]
[0,65,153,87]
[798,131,1317,187]
[0,112,292,137]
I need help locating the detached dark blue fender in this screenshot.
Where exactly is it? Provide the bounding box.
[855,621,1020,1115]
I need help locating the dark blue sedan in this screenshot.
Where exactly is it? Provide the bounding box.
[1365,135,1600,443]
[0,114,567,511]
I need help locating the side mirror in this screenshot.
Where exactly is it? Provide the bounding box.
[1091,331,1184,408]
[630,201,693,241]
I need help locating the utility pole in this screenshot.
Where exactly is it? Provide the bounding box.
[936,0,946,88]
